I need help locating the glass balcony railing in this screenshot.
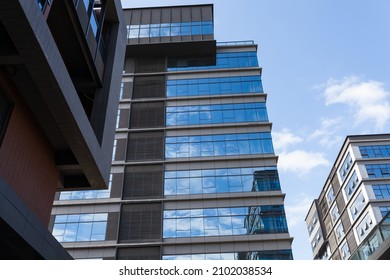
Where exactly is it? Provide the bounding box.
[350,212,390,260]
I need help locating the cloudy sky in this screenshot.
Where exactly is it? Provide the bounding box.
[121,0,390,259]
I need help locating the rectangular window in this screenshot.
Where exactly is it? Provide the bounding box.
[163,250,293,260]
[359,145,390,158]
[339,152,353,182]
[166,102,268,126]
[344,171,359,201]
[126,20,214,39]
[165,132,274,159]
[350,191,366,221]
[52,213,108,242]
[167,51,259,71]
[167,75,263,97]
[0,89,12,144]
[164,166,280,195]
[163,205,288,238]
[366,164,390,178]
[373,184,390,199]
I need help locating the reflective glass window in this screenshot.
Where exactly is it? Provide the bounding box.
[366,164,390,178]
[166,76,263,97]
[164,166,280,195]
[126,20,213,39]
[52,213,108,242]
[163,249,293,260]
[165,132,274,159]
[163,205,288,238]
[344,171,359,201]
[350,191,366,221]
[359,145,390,158]
[339,152,353,182]
[372,184,390,199]
[166,102,268,126]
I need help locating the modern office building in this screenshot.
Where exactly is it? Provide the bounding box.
[50,4,293,260]
[306,134,390,260]
[0,0,125,259]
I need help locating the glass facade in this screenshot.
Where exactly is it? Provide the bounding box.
[350,191,366,221]
[163,249,293,260]
[163,205,288,238]
[52,213,108,242]
[339,152,352,182]
[380,206,390,217]
[359,145,390,158]
[372,184,390,199]
[165,132,274,159]
[344,171,359,201]
[167,76,263,97]
[127,21,213,39]
[166,102,268,126]
[167,51,258,71]
[165,166,280,195]
[366,164,390,178]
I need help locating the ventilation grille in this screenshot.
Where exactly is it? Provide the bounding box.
[126,131,164,161]
[119,203,162,242]
[135,57,166,73]
[133,76,165,99]
[130,102,165,128]
[123,165,163,199]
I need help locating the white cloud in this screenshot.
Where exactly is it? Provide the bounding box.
[309,118,343,148]
[285,193,314,228]
[272,129,303,151]
[278,150,330,176]
[324,76,390,130]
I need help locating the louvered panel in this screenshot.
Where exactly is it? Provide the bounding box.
[126,131,164,161]
[123,165,163,199]
[119,203,162,242]
[133,76,165,99]
[135,57,165,73]
[130,102,164,128]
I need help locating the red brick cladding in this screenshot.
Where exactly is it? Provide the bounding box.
[0,72,58,226]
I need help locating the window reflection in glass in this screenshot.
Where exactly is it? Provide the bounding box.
[167,76,263,97]
[163,249,293,260]
[165,132,274,159]
[52,213,108,242]
[164,166,280,195]
[127,21,213,38]
[163,205,288,238]
[166,103,268,126]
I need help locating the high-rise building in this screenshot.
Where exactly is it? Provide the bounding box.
[50,4,293,260]
[0,0,125,259]
[306,134,390,260]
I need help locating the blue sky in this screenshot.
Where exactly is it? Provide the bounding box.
[121,0,390,259]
